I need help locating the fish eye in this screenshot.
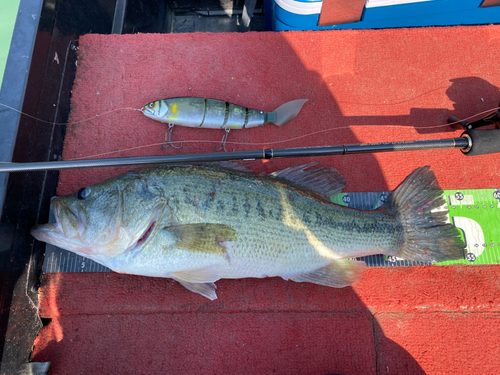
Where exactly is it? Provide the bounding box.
[77,187,91,200]
[148,102,155,109]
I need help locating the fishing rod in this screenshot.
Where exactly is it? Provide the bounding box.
[0,128,498,173]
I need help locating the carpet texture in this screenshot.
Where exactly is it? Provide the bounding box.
[57,27,500,196]
[32,26,500,374]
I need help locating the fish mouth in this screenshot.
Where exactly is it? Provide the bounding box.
[141,106,154,117]
[31,197,88,251]
[30,222,88,254]
[52,197,85,239]
[31,222,63,243]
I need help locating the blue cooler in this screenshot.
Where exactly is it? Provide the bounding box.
[272,0,500,31]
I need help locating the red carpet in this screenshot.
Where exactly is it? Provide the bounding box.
[32,26,500,373]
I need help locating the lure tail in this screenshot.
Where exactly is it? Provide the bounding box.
[270,99,308,126]
[382,166,465,262]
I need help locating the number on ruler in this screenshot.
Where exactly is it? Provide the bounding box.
[387,256,397,263]
[466,253,476,262]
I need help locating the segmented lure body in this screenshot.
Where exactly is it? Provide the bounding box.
[141,97,308,129]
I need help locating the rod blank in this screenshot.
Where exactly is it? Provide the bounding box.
[0,136,471,173]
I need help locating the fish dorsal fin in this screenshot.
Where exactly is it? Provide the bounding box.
[270,163,347,201]
[288,259,366,288]
[207,161,253,173]
[172,279,218,300]
[162,223,237,255]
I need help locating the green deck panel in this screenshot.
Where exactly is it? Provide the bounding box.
[0,0,21,89]
[441,189,500,265]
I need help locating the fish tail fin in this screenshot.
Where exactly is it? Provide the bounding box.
[270,99,308,126]
[382,166,465,262]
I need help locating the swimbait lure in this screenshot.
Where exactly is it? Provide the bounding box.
[141,97,308,151]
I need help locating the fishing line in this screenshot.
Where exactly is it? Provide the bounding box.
[67,106,500,160]
[1,85,495,131]
[417,106,500,129]
[2,99,497,160]
[0,102,140,125]
[336,85,450,106]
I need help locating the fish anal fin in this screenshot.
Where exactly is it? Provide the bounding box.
[289,259,366,288]
[173,278,218,300]
[162,223,237,255]
[271,163,347,201]
[171,266,221,283]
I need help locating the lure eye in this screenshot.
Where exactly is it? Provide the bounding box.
[77,187,91,200]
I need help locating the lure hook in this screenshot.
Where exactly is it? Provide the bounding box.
[161,124,182,149]
[214,128,232,152]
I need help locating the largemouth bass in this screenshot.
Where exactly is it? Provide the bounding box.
[31,164,464,300]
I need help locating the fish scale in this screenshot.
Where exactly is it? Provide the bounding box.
[111,166,402,283]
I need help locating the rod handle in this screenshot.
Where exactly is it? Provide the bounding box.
[462,129,500,156]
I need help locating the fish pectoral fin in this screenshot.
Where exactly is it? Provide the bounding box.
[162,223,237,255]
[172,278,218,300]
[288,259,366,288]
